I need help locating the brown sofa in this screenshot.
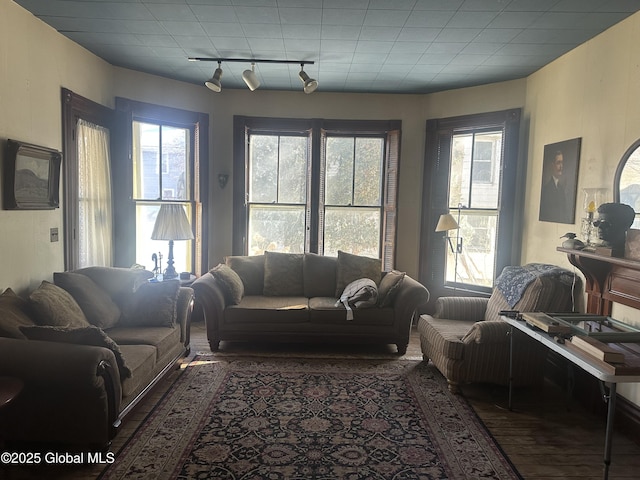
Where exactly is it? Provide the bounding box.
[0,266,193,448]
[191,251,430,354]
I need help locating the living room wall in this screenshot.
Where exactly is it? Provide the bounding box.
[520,12,640,403]
[0,0,114,293]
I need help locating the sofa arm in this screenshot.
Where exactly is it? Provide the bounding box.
[462,320,511,345]
[191,273,228,350]
[433,296,489,321]
[392,276,430,327]
[176,286,194,346]
[0,337,122,446]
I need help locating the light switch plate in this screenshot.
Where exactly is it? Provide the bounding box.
[50,227,59,242]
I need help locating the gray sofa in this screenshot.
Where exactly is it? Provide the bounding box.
[0,266,193,448]
[191,251,430,354]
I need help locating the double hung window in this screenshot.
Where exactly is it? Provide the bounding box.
[421,109,521,296]
[234,117,400,269]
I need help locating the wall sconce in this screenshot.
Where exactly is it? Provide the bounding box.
[218,174,229,189]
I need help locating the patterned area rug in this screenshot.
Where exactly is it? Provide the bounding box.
[100,357,520,480]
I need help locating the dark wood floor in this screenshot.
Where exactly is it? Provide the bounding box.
[4,321,640,479]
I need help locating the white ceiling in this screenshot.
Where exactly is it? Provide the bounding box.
[14,0,640,94]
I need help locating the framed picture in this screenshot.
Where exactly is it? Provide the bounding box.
[538,137,581,224]
[3,139,61,210]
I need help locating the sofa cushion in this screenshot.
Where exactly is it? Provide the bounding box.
[210,264,244,304]
[378,270,406,307]
[106,325,180,361]
[224,296,308,325]
[73,266,154,310]
[309,297,394,326]
[0,288,35,339]
[121,280,179,328]
[417,317,475,361]
[303,253,337,298]
[118,344,157,398]
[263,251,304,296]
[226,255,265,295]
[335,251,381,297]
[29,281,90,328]
[54,272,122,329]
[20,325,132,379]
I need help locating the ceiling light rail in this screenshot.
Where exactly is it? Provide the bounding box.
[189,57,317,94]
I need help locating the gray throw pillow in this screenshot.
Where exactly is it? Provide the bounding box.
[335,251,382,297]
[120,280,179,328]
[20,325,132,379]
[210,264,244,304]
[0,288,35,339]
[225,255,265,295]
[29,281,91,328]
[378,270,406,307]
[54,272,122,329]
[263,251,304,296]
[303,253,337,298]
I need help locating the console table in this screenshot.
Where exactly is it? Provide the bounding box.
[504,316,640,480]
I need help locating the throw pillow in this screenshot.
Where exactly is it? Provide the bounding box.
[303,253,337,298]
[225,255,265,295]
[20,325,132,379]
[263,251,304,296]
[73,267,154,311]
[0,288,35,339]
[335,250,382,297]
[377,270,406,307]
[54,272,122,329]
[335,278,378,321]
[29,281,90,328]
[120,280,180,328]
[209,264,244,304]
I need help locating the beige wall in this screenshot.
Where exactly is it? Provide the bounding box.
[0,0,113,293]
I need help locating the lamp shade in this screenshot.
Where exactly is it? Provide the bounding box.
[242,63,260,91]
[205,66,223,92]
[151,204,194,241]
[435,213,459,232]
[298,69,318,94]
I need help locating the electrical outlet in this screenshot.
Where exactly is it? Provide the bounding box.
[50,227,59,242]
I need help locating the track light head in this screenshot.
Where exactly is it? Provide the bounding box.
[299,64,318,94]
[242,63,260,91]
[205,62,223,92]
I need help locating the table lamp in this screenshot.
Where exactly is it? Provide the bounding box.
[151,204,194,279]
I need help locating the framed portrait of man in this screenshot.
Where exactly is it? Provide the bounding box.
[538,138,581,224]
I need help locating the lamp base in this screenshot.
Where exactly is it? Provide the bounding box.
[164,240,178,279]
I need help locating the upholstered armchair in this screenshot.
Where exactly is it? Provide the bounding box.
[418,264,581,393]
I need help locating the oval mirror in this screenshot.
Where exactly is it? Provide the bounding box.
[614,139,640,228]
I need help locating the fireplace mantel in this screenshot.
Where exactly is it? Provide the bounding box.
[558,247,640,315]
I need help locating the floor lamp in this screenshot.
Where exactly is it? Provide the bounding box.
[151,204,194,279]
[435,211,463,285]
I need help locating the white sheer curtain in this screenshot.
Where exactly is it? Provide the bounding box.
[77,119,113,267]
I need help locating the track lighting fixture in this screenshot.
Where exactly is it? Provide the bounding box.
[189,57,318,93]
[205,61,222,92]
[242,62,260,91]
[298,64,318,94]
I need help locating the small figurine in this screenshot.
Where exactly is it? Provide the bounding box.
[560,232,585,250]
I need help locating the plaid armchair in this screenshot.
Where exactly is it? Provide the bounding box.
[418,265,581,393]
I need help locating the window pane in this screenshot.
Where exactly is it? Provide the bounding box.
[470,132,501,209]
[324,207,380,258]
[450,134,472,208]
[325,137,354,205]
[249,135,278,203]
[354,138,383,206]
[278,136,307,204]
[248,205,305,254]
[135,203,192,274]
[444,212,496,287]
[161,126,189,200]
[133,122,160,200]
